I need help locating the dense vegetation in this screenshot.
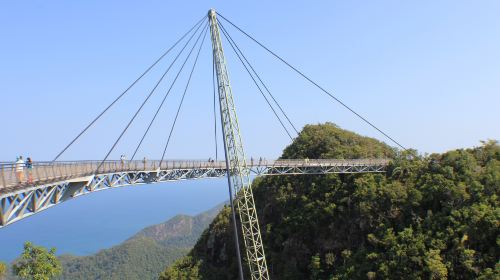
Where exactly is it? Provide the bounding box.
[58,237,184,280]
[13,242,62,280]
[56,203,223,280]
[280,123,395,159]
[161,123,499,279]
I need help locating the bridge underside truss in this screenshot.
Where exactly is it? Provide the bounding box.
[0,161,388,228]
[255,163,387,175]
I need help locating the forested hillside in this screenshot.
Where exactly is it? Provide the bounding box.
[56,203,224,280]
[161,123,499,279]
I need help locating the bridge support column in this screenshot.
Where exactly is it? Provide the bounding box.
[208,9,270,280]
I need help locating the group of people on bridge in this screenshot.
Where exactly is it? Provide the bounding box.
[250,157,267,166]
[14,156,34,184]
[120,155,149,170]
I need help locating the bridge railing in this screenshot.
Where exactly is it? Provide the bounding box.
[0,158,390,191]
[0,160,228,190]
[269,158,390,166]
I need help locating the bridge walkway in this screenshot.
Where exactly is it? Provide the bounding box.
[0,158,389,228]
[1,159,389,192]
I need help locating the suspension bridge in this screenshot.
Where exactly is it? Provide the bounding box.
[0,9,405,280]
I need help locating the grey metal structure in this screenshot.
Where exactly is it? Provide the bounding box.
[208,9,271,279]
[0,158,389,228]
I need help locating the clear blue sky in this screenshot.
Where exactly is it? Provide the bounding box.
[1,1,499,161]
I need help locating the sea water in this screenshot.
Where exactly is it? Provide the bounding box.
[0,179,229,262]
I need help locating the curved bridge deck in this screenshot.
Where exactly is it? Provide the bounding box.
[0,159,389,227]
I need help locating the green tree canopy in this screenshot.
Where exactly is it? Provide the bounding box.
[13,242,62,280]
[281,122,395,159]
[160,124,499,279]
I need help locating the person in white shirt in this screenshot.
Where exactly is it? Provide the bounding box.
[120,155,127,170]
[15,156,25,183]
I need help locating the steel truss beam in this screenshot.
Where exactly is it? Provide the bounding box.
[0,159,388,228]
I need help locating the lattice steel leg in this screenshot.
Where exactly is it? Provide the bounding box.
[208,9,270,280]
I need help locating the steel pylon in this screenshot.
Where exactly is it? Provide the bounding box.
[208,9,270,280]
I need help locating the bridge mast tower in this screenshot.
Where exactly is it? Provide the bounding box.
[208,9,270,280]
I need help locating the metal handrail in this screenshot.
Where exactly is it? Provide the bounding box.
[0,158,390,190]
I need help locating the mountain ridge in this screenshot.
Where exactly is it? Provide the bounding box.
[56,202,226,280]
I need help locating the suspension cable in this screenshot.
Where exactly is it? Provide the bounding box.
[52,16,206,162]
[160,25,209,165]
[219,22,294,140]
[130,21,209,160]
[95,21,207,172]
[219,21,299,135]
[217,12,407,150]
[212,51,219,161]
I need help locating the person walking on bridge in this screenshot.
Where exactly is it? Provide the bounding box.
[15,156,24,183]
[120,155,126,170]
[25,157,33,184]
